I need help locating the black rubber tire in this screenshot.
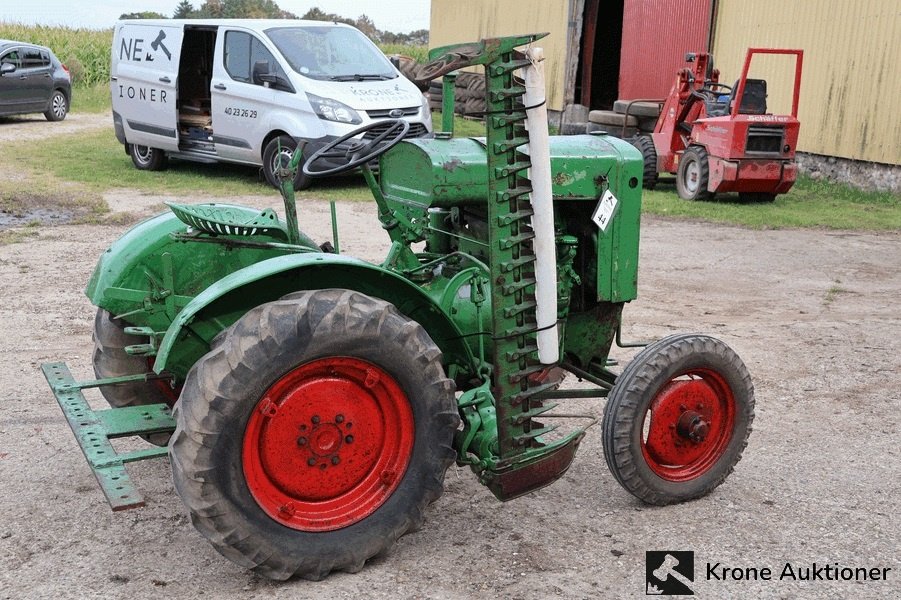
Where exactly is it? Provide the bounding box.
[676,146,712,200]
[602,334,754,505]
[630,135,659,190]
[128,144,167,171]
[613,100,661,118]
[44,89,68,121]
[92,309,177,445]
[262,135,312,191]
[169,289,459,580]
[738,192,776,203]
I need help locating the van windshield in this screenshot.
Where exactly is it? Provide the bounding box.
[266,26,397,81]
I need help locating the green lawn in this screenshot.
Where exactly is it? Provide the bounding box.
[4,100,898,232]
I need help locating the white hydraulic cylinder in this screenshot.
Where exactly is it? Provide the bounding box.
[522,47,558,364]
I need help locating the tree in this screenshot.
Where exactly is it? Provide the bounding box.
[173,0,195,18]
[119,11,168,19]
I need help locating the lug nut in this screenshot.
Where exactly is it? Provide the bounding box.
[311,415,320,425]
[307,457,316,466]
[335,414,344,423]
[297,436,307,446]
[331,456,340,465]
[345,435,354,444]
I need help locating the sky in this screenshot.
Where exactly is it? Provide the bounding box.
[0,1,431,34]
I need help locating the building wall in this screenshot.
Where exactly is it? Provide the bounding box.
[619,0,712,100]
[429,0,573,111]
[712,0,900,164]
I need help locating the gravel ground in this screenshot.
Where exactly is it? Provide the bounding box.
[0,123,898,599]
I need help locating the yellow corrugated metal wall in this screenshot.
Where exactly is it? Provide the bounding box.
[712,0,900,164]
[429,0,571,111]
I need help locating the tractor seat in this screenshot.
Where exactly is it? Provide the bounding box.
[706,79,768,116]
[166,202,290,240]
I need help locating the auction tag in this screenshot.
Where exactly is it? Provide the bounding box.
[591,189,618,232]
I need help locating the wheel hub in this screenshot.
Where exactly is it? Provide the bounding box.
[242,357,414,531]
[641,370,736,481]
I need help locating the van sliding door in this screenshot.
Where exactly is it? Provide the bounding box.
[112,23,183,151]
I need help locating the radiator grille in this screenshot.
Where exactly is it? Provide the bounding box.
[746,126,785,154]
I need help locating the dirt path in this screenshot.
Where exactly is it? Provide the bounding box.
[0,184,898,599]
[0,111,111,142]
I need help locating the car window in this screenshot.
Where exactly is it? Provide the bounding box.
[22,48,45,70]
[40,50,51,68]
[1,50,21,68]
[224,31,287,85]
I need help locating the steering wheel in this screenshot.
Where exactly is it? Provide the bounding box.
[302,119,410,178]
[703,82,732,94]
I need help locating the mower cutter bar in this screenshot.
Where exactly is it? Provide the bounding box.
[41,362,176,511]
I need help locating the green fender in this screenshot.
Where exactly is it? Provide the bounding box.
[153,253,478,381]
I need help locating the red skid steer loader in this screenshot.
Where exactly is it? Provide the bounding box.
[632,48,803,202]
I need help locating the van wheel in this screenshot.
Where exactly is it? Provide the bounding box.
[44,90,68,121]
[129,144,167,171]
[263,135,312,191]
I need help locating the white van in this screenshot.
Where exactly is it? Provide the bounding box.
[110,19,432,189]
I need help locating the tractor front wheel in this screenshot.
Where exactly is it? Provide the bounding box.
[602,334,754,505]
[169,289,458,580]
[676,147,712,200]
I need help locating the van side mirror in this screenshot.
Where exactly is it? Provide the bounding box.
[0,62,15,75]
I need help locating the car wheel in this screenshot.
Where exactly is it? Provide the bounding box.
[262,135,312,190]
[129,144,167,171]
[44,90,68,121]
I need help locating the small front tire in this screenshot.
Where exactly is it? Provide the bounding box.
[602,334,754,505]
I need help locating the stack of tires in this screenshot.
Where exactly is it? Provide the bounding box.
[587,100,662,138]
[426,72,487,119]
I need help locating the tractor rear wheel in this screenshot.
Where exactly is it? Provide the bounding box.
[92,309,179,445]
[169,289,458,580]
[676,147,712,200]
[630,135,658,190]
[602,334,754,505]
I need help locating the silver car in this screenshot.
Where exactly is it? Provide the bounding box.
[0,39,72,121]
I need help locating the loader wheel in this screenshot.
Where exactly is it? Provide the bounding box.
[169,289,458,580]
[602,334,754,505]
[630,135,658,190]
[92,309,179,445]
[676,147,711,200]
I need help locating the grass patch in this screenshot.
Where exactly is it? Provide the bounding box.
[0,228,40,245]
[72,83,112,114]
[642,175,899,231]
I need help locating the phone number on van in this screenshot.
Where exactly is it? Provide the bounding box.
[224,107,258,118]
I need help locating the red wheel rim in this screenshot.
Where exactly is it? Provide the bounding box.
[242,357,414,531]
[640,368,735,481]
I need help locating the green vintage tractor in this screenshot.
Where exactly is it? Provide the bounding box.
[43,34,754,580]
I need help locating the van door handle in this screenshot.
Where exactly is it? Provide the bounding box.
[159,76,171,83]
[214,83,226,90]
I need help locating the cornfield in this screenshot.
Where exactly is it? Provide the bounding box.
[0,22,112,87]
[0,23,428,88]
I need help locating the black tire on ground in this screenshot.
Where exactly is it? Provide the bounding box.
[92,309,178,445]
[169,289,459,580]
[44,89,68,121]
[561,121,588,135]
[676,146,712,200]
[602,334,754,505]
[629,135,659,190]
[613,100,662,118]
[262,135,312,190]
[738,192,777,203]
[128,144,167,171]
